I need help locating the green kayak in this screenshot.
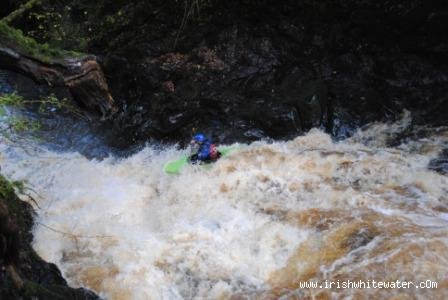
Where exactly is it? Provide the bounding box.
[164,146,236,174]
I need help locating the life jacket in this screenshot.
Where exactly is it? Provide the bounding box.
[209,144,219,159]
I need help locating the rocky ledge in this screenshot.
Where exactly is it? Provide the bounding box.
[96,0,448,147]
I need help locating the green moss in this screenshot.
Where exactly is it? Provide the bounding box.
[0,175,23,200]
[0,94,39,135]
[7,117,41,132]
[0,93,84,137]
[0,174,28,234]
[0,175,27,220]
[0,21,84,63]
[0,93,24,107]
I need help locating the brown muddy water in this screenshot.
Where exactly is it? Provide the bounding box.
[1,113,447,299]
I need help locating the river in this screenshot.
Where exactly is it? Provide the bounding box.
[0,107,447,299]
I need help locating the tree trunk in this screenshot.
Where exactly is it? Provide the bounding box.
[0,46,116,117]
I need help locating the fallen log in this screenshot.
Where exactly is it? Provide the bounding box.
[0,22,115,117]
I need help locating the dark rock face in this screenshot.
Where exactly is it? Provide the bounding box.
[2,1,447,147]
[429,149,448,175]
[94,0,448,147]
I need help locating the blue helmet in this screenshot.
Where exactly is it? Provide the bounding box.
[193,133,206,143]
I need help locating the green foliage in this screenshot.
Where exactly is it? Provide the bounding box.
[8,117,41,132]
[0,175,25,200]
[37,94,66,111]
[11,1,125,52]
[25,5,89,52]
[0,20,83,62]
[0,176,35,226]
[0,92,82,116]
[0,93,34,134]
[0,93,25,107]
[36,94,85,118]
[0,93,83,139]
[3,0,216,55]
[1,0,44,24]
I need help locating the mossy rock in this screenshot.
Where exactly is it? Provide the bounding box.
[0,21,83,63]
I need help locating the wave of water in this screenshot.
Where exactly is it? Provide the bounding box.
[1,111,447,299]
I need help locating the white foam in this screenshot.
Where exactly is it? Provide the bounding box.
[1,119,447,299]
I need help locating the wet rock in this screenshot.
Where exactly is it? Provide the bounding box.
[97,1,447,146]
[8,0,444,147]
[344,227,376,251]
[428,149,448,175]
[0,201,20,266]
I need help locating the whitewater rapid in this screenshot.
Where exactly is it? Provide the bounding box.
[1,112,447,299]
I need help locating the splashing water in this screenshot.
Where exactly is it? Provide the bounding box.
[0,113,447,299]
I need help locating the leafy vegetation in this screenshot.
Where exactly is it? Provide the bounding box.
[0,174,25,201]
[0,20,83,63]
[36,94,84,117]
[7,117,40,133]
[2,0,216,54]
[23,4,90,52]
[0,93,83,115]
[0,93,84,137]
[1,0,44,24]
[0,93,24,107]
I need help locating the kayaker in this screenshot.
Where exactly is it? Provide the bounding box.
[189,133,220,163]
